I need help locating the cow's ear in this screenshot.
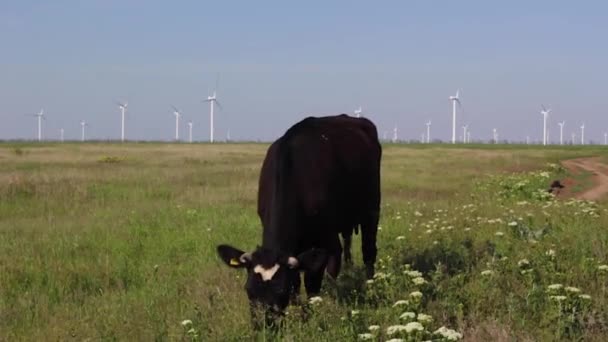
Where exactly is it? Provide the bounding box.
[217,244,251,268]
[289,248,327,272]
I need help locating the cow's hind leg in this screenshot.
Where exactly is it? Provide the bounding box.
[304,268,325,295]
[325,235,343,279]
[361,211,379,279]
[342,230,353,265]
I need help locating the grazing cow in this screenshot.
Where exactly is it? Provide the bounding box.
[217,114,381,326]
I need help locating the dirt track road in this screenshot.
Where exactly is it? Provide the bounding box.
[561,157,608,201]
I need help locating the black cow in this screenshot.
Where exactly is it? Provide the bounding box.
[217,114,381,325]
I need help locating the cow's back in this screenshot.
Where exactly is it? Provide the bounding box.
[257,114,381,253]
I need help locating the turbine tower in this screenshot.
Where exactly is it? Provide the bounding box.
[80,120,87,142]
[60,128,64,143]
[449,90,461,144]
[171,105,181,141]
[354,106,363,118]
[204,76,223,143]
[33,109,45,141]
[188,121,193,143]
[604,132,607,145]
[392,126,398,143]
[580,123,585,145]
[462,125,468,143]
[117,101,128,142]
[571,132,576,145]
[426,121,431,143]
[540,105,551,146]
[493,128,498,144]
[558,121,565,145]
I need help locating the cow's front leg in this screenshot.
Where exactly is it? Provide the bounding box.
[325,234,343,279]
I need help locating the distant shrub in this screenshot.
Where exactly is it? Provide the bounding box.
[12,147,26,156]
[97,156,126,163]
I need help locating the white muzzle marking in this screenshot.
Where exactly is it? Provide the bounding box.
[253,264,280,281]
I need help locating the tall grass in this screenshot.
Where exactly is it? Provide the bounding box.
[1,143,607,340]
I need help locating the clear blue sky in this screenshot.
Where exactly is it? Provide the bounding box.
[1,1,607,142]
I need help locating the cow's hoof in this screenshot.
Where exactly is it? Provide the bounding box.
[365,265,375,279]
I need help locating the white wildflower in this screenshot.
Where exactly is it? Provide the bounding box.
[399,312,416,320]
[415,211,423,217]
[393,300,409,307]
[598,265,608,272]
[358,333,373,340]
[548,284,563,291]
[412,277,427,285]
[309,296,323,305]
[434,326,463,340]
[181,319,192,326]
[366,279,375,284]
[368,325,380,331]
[546,249,556,258]
[351,310,360,316]
[517,259,530,268]
[565,286,581,293]
[495,231,504,237]
[404,270,422,278]
[409,291,423,299]
[481,270,494,276]
[508,221,518,227]
[385,339,404,342]
[550,295,567,302]
[187,328,197,335]
[417,313,433,324]
[405,322,424,333]
[396,235,405,240]
[387,325,408,335]
[579,294,592,300]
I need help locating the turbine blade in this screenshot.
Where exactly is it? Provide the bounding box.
[215,100,223,111]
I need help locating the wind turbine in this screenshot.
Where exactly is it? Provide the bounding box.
[580,123,585,145]
[526,136,530,145]
[31,109,45,141]
[493,128,498,144]
[426,120,431,143]
[540,105,551,146]
[392,126,398,143]
[354,106,363,118]
[80,120,88,142]
[187,121,193,143]
[60,128,64,142]
[558,121,565,145]
[449,90,461,144]
[462,125,468,143]
[204,75,223,143]
[171,105,181,141]
[116,101,128,142]
[571,132,576,145]
[467,131,471,144]
[604,132,607,145]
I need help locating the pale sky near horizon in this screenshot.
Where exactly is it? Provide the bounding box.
[1,1,607,143]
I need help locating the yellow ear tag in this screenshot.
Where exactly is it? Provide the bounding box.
[230,258,240,266]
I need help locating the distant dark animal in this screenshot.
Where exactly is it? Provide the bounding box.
[217,114,382,327]
[548,180,565,194]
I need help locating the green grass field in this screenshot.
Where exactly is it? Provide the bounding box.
[1,143,608,341]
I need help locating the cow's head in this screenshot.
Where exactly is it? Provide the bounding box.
[217,244,327,327]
